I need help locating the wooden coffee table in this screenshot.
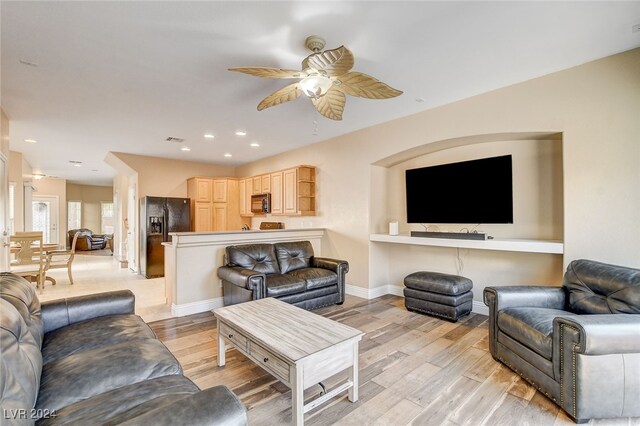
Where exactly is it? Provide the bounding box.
[214,298,363,425]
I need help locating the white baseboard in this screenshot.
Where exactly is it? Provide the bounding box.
[171,297,224,317]
[346,284,489,316]
[472,300,489,315]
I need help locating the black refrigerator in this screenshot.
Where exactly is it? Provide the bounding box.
[140,196,190,278]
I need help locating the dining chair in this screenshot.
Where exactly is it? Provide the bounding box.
[10,231,45,289]
[44,231,79,285]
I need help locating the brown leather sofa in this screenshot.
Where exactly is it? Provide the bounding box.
[68,228,112,251]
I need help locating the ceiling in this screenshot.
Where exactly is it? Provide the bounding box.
[2,1,639,186]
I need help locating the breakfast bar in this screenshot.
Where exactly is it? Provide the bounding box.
[163,228,325,316]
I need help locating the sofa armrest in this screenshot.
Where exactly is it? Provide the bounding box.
[120,385,247,426]
[554,314,640,421]
[484,286,566,311]
[313,257,349,304]
[218,266,266,299]
[483,286,566,359]
[554,314,640,355]
[41,290,135,334]
[312,257,349,274]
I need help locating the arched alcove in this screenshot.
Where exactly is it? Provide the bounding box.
[368,132,565,311]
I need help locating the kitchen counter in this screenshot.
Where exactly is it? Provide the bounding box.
[163,228,325,316]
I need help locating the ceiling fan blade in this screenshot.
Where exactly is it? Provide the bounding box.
[311,87,346,121]
[334,72,403,99]
[303,46,354,77]
[257,83,303,111]
[229,67,305,79]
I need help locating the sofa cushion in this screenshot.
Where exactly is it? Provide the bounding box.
[563,259,640,314]
[36,375,199,425]
[265,274,306,297]
[36,339,182,412]
[227,244,280,275]
[288,267,337,290]
[498,307,577,360]
[275,241,313,274]
[0,272,43,347]
[42,314,156,364]
[0,299,43,414]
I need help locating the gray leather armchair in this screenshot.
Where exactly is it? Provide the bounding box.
[484,259,640,423]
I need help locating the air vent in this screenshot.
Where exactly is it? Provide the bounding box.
[166,137,185,143]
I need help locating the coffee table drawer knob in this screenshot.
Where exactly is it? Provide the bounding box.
[228,334,233,338]
[263,357,269,363]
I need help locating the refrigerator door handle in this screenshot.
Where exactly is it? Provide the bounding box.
[163,206,169,242]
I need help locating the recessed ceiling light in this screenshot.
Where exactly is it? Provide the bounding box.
[180,146,191,152]
[204,134,215,139]
[415,98,425,103]
[32,173,45,180]
[69,160,82,167]
[24,139,37,143]
[224,153,232,158]
[235,131,247,136]
[92,169,99,172]
[73,163,82,167]
[250,143,260,148]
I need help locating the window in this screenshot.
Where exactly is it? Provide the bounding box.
[68,201,81,230]
[101,202,114,234]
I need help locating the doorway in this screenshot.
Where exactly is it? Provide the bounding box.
[32,195,59,244]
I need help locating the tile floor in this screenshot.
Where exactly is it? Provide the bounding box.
[36,253,173,322]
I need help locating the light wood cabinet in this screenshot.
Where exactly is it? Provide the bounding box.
[188,177,244,231]
[283,168,298,215]
[270,171,283,215]
[252,176,262,195]
[188,177,212,202]
[213,203,227,231]
[282,166,315,215]
[261,174,271,193]
[239,165,316,218]
[240,178,253,217]
[193,202,213,232]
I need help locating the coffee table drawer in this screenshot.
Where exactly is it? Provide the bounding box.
[249,341,290,382]
[219,322,248,351]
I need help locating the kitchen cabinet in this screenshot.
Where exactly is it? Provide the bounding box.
[239,165,316,217]
[270,171,283,215]
[188,177,244,231]
[213,179,228,203]
[240,178,253,217]
[193,202,213,232]
[261,174,271,193]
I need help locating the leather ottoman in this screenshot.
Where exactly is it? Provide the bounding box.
[403,271,473,321]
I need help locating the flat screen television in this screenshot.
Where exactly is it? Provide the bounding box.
[405,155,513,224]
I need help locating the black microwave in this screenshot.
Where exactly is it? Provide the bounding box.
[251,193,271,214]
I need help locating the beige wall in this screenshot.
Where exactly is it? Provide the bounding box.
[110,152,236,199]
[33,178,67,246]
[66,183,113,234]
[238,48,640,290]
[107,152,237,273]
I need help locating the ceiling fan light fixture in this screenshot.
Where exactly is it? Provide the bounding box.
[299,74,333,98]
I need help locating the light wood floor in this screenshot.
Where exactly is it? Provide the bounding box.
[148,295,635,426]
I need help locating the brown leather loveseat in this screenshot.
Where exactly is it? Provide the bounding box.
[68,228,111,251]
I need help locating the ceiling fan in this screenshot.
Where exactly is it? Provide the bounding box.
[229,36,403,121]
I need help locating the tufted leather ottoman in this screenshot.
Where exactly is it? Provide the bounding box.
[403,271,473,321]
